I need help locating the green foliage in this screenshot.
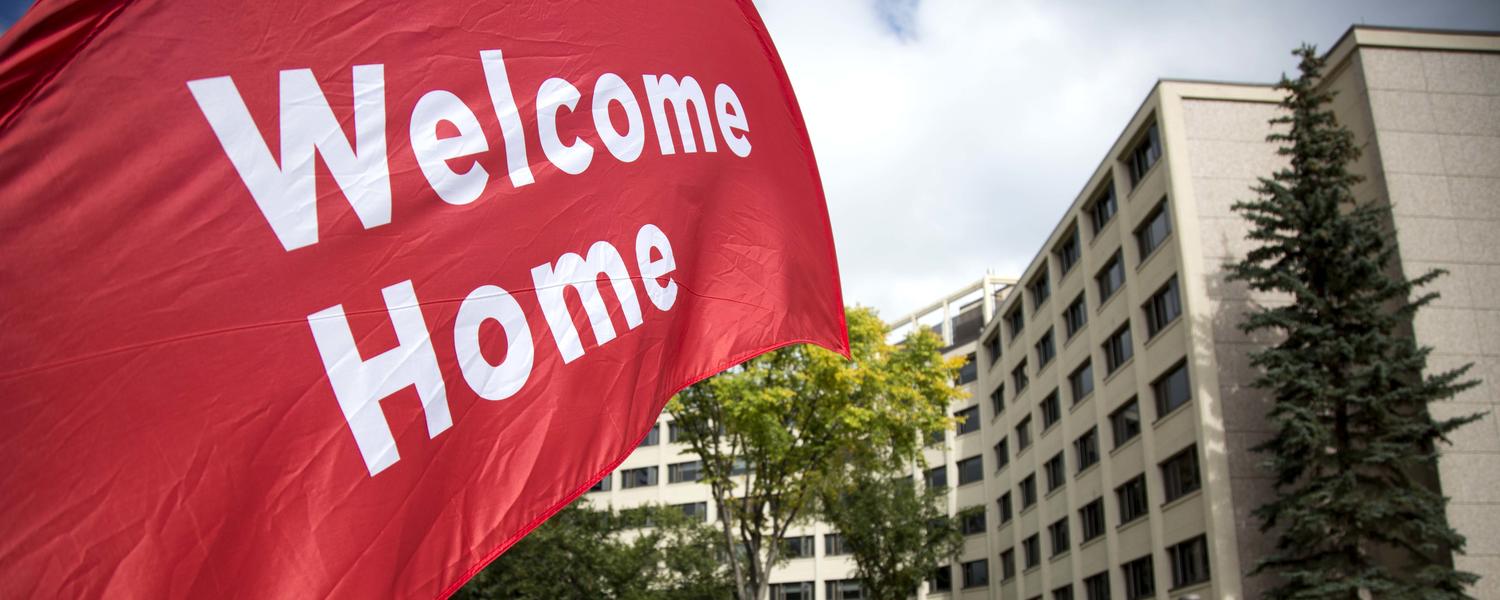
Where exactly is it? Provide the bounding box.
[821,474,964,600]
[668,306,964,600]
[1229,44,1484,600]
[454,501,731,600]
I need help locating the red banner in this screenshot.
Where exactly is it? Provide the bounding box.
[0,1,846,596]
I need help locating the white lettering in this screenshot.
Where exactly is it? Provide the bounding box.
[714,84,751,158]
[643,74,717,155]
[480,49,536,188]
[454,285,535,400]
[409,90,489,205]
[591,73,645,163]
[635,224,678,311]
[536,77,594,176]
[530,241,643,363]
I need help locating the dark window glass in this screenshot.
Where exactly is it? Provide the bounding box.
[955,405,980,436]
[1128,124,1162,185]
[1069,360,1094,404]
[1064,294,1088,339]
[962,559,990,588]
[1045,452,1066,493]
[781,535,814,558]
[1049,517,1071,557]
[1036,329,1057,368]
[985,333,1002,365]
[960,507,987,535]
[825,579,864,600]
[668,460,702,483]
[1096,251,1126,302]
[998,492,1013,524]
[731,457,751,476]
[957,352,978,385]
[825,533,849,556]
[669,422,683,443]
[772,581,815,600]
[1041,390,1061,429]
[1016,416,1033,452]
[1013,360,1030,392]
[929,566,952,593]
[951,306,984,348]
[638,423,660,447]
[1023,534,1041,569]
[1161,445,1202,503]
[1079,498,1106,542]
[1135,198,1173,258]
[676,502,708,522]
[1122,554,1156,600]
[1103,324,1134,374]
[957,455,984,485]
[1110,399,1142,448]
[1085,572,1111,600]
[1031,271,1051,309]
[1020,473,1038,508]
[1116,475,1149,524]
[1001,549,1017,580]
[589,472,612,492]
[995,437,1010,471]
[1168,535,1211,588]
[621,466,658,489]
[1054,584,1075,600]
[1144,276,1182,338]
[1075,427,1100,472]
[1056,226,1081,275]
[1090,184,1118,234]
[1007,307,1026,342]
[924,465,948,491]
[991,385,1006,418]
[1153,361,1191,417]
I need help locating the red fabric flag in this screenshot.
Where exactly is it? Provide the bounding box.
[0,0,846,596]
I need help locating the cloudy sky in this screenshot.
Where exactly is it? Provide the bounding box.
[752,0,1500,317]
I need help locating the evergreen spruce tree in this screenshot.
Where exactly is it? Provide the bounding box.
[1231,45,1484,600]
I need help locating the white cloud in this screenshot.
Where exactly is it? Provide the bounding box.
[752,0,1500,318]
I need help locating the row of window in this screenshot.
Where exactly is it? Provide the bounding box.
[987,536,1206,600]
[589,456,757,492]
[768,579,865,600]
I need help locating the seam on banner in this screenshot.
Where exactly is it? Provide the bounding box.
[435,336,836,599]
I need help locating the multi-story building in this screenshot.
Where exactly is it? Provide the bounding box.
[584,25,1500,600]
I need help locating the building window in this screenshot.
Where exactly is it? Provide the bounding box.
[1168,535,1211,589]
[985,332,1002,365]
[1013,360,1030,392]
[1161,445,1202,503]
[1116,475,1149,524]
[668,422,684,443]
[668,460,702,483]
[962,558,990,588]
[638,423,660,447]
[1020,473,1038,509]
[929,566,952,593]
[1153,360,1191,417]
[1007,306,1026,342]
[1063,293,1088,339]
[1128,123,1162,185]
[1075,427,1100,473]
[1036,328,1057,368]
[1143,276,1182,339]
[1041,390,1061,430]
[589,472,612,492]
[998,492,1014,524]
[825,579,864,600]
[771,581,814,600]
[1030,271,1051,309]
[1001,548,1017,580]
[731,457,751,476]
[1079,497,1106,542]
[1084,571,1110,600]
[1023,534,1042,569]
[1122,554,1156,600]
[1102,323,1134,374]
[1054,585,1075,600]
[1049,517,1071,557]
[991,385,1006,418]
[1069,360,1094,404]
[676,502,708,522]
[960,506,988,535]
[1135,198,1173,259]
[957,352,978,385]
[781,535,814,559]
[1016,416,1033,452]
[1056,225,1081,276]
[825,533,849,556]
[620,466,658,489]
[1096,250,1126,303]
[1045,452,1066,493]
[1089,183,1118,234]
[995,437,1010,471]
[924,465,948,491]
[1110,398,1141,448]
[955,405,980,436]
[951,305,984,348]
[957,455,984,486]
